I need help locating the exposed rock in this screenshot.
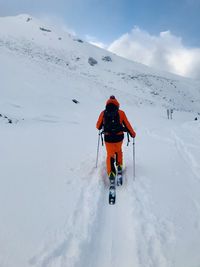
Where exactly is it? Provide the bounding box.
[26,17,32,22]
[39,27,51,33]
[72,99,79,104]
[102,56,112,62]
[150,91,159,96]
[74,38,84,43]
[88,57,98,66]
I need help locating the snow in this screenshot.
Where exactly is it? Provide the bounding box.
[1,14,200,267]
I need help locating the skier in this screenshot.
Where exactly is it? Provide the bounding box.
[167,109,170,119]
[170,108,173,120]
[96,95,136,185]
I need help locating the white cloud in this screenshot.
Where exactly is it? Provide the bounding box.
[89,41,107,49]
[108,27,200,79]
[85,35,107,49]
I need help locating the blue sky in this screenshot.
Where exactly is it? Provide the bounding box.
[0,0,200,78]
[0,0,199,46]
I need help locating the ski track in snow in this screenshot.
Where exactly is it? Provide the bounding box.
[82,168,139,267]
[30,148,175,267]
[172,130,200,182]
[131,175,174,267]
[29,158,104,267]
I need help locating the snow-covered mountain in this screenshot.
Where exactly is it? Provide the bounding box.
[1,14,200,267]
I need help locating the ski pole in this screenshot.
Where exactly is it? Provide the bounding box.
[133,138,135,180]
[95,130,101,168]
[101,131,104,146]
[127,132,130,146]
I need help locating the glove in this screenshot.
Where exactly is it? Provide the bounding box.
[131,132,136,138]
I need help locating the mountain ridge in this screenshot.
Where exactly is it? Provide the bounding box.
[1,14,200,119]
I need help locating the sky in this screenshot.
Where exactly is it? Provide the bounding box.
[0,0,200,79]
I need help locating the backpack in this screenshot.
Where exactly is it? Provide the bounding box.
[103,105,123,134]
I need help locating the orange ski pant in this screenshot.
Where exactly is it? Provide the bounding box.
[105,141,123,175]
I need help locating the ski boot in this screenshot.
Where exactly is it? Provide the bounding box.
[109,172,116,185]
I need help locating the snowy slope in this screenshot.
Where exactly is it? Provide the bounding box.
[1,14,200,267]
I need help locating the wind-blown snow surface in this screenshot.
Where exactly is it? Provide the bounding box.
[1,14,200,267]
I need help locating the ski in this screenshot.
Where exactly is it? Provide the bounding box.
[117,173,123,186]
[109,185,116,205]
[108,169,123,204]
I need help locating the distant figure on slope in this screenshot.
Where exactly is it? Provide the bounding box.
[96,95,136,184]
[167,109,170,119]
[170,108,173,119]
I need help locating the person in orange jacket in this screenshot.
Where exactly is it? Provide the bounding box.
[96,95,136,183]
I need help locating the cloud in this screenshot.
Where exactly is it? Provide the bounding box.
[85,35,107,49]
[89,41,107,49]
[108,27,200,79]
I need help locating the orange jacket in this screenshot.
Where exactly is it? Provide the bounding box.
[96,109,136,138]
